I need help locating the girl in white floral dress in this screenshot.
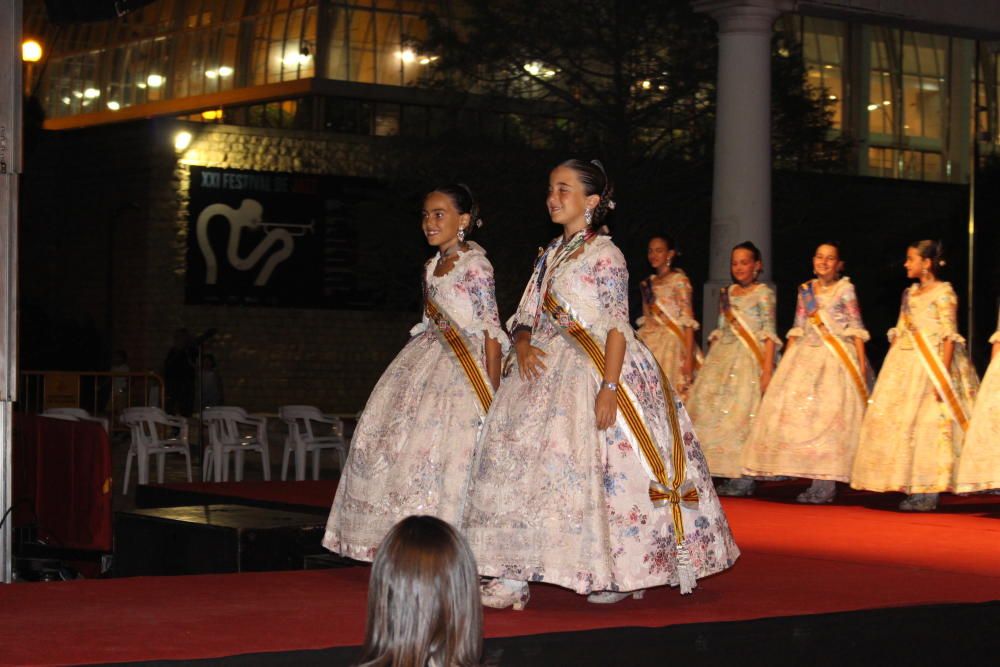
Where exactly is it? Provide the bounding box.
[741,243,872,503]
[851,241,979,511]
[637,235,701,399]
[687,242,780,496]
[323,185,506,560]
[954,308,1000,493]
[464,160,739,610]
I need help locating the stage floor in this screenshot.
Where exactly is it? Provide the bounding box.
[3,487,1000,665]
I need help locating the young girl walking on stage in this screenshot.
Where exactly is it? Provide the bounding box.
[637,235,702,399]
[687,242,779,496]
[323,184,506,560]
[463,160,739,610]
[741,243,871,503]
[953,308,1000,494]
[851,240,978,511]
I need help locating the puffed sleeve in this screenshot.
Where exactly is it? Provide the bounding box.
[757,285,783,349]
[409,261,433,336]
[708,288,726,343]
[937,283,966,345]
[675,273,700,330]
[462,254,510,352]
[785,286,807,339]
[590,241,634,341]
[839,281,870,341]
[887,294,906,343]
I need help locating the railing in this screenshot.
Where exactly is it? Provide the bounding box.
[18,371,166,434]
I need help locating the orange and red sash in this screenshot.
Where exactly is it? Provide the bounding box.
[720,287,765,369]
[543,288,699,593]
[801,282,868,404]
[425,295,494,417]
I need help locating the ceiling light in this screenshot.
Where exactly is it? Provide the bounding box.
[22,39,43,63]
[217,66,234,77]
[83,87,101,99]
[107,101,121,110]
[147,74,165,88]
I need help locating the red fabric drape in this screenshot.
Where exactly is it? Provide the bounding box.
[13,414,113,551]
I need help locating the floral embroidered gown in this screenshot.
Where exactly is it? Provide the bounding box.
[850,282,979,494]
[742,278,872,482]
[687,284,781,479]
[637,271,700,397]
[953,310,999,493]
[462,234,739,595]
[323,242,506,561]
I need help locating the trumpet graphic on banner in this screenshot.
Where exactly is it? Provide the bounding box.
[196,198,313,286]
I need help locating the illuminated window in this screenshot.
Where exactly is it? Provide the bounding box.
[801,17,845,130]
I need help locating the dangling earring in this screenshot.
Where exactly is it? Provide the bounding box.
[666,256,672,269]
[458,227,466,243]
[753,269,760,281]
[584,208,593,225]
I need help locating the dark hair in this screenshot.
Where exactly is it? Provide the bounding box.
[358,516,483,667]
[429,183,483,237]
[558,158,615,229]
[815,240,841,257]
[909,239,946,276]
[649,234,677,252]
[732,240,762,263]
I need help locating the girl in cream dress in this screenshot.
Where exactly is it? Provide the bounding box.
[953,309,1000,493]
[850,241,979,511]
[323,185,505,560]
[687,242,780,496]
[637,235,701,399]
[742,243,871,503]
[465,160,739,611]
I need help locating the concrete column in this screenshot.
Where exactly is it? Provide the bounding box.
[693,0,791,337]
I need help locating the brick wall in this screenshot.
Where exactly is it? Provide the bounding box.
[23,120,419,413]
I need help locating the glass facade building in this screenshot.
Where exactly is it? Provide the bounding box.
[22,1,1000,183]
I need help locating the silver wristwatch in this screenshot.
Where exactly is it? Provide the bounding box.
[600,380,619,392]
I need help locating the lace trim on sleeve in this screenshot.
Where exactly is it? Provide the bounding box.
[759,330,784,349]
[677,315,700,330]
[590,315,637,347]
[887,327,899,343]
[942,332,967,345]
[843,327,870,342]
[708,328,723,343]
[464,321,511,353]
[786,326,805,339]
[990,331,1000,344]
[635,316,647,328]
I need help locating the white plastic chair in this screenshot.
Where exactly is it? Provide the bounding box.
[202,407,271,482]
[278,405,347,481]
[121,407,193,492]
[42,408,110,433]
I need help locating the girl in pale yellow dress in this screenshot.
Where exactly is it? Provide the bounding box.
[742,243,871,503]
[850,241,979,511]
[637,235,701,398]
[953,310,1000,493]
[687,241,780,496]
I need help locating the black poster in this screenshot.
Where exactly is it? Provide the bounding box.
[186,166,392,308]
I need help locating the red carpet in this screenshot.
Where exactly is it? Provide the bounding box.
[2,491,999,665]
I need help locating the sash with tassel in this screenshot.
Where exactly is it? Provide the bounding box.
[720,287,766,369]
[650,299,704,370]
[900,291,969,432]
[542,288,700,594]
[425,294,494,418]
[801,282,869,404]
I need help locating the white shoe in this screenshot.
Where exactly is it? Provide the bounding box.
[587,590,645,604]
[480,578,530,610]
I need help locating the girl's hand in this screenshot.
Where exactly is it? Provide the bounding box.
[595,387,618,430]
[515,340,547,381]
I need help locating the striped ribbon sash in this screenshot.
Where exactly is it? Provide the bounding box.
[542,289,700,593]
[720,287,765,369]
[650,299,704,370]
[900,296,969,432]
[801,282,868,404]
[425,295,494,418]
